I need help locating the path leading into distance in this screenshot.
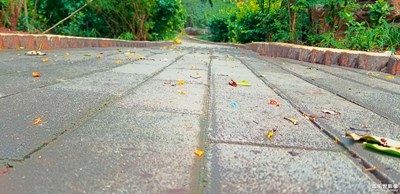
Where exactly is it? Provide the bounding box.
[0,40,399,193]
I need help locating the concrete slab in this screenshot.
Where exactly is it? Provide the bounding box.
[50,71,147,96]
[111,51,185,75]
[240,55,400,183]
[0,49,161,97]
[0,48,135,76]
[204,144,384,194]
[273,60,400,125]
[0,108,201,194]
[154,68,208,85]
[341,66,400,85]
[278,58,400,94]
[112,63,166,75]
[168,53,209,70]
[0,73,55,97]
[115,80,207,114]
[210,58,337,150]
[0,88,111,160]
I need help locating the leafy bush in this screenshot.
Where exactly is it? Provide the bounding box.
[149,0,186,40]
[229,0,266,43]
[208,14,230,42]
[366,0,394,27]
[230,11,266,43]
[118,32,135,40]
[265,9,290,42]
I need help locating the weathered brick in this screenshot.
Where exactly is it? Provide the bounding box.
[298,47,312,62]
[358,53,390,71]
[323,50,341,65]
[386,56,400,75]
[339,52,359,68]
[287,46,300,60]
[18,35,34,50]
[310,49,325,64]
[0,35,3,49]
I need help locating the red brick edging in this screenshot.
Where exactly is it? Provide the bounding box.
[189,36,400,76]
[0,33,174,51]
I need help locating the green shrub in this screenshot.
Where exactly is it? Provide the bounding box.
[366,0,394,27]
[228,1,266,43]
[118,32,135,40]
[265,9,290,42]
[208,14,230,42]
[230,11,266,43]
[149,0,186,40]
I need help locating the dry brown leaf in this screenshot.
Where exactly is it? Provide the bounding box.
[32,72,41,77]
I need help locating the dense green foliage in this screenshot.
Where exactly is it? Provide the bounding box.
[182,0,234,28]
[0,0,186,41]
[207,0,400,52]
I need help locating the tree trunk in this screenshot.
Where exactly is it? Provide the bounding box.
[9,0,23,31]
[24,0,29,31]
[288,0,296,42]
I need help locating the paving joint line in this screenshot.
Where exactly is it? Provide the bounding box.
[2,52,188,163]
[191,50,213,194]
[236,53,396,185]
[208,139,341,152]
[203,51,224,194]
[114,106,204,116]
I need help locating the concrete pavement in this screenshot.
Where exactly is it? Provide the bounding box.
[0,40,398,193]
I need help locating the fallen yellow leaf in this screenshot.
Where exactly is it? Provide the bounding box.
[367,72,380,77]
[127,54,133,60]
[177,80,186,85]
[195,72,199,75]
[194,149,204,157]
[386,75,395,79]
[117,60,122,64]
[64,53,70,57]
[284,117,298,125]
[267,128,276,140]
[32,117,42,125]
[174,38,182,44]
[136,54,145,60]
[42,58,49,62]
[191,65,195,69]
[178,90,187,95]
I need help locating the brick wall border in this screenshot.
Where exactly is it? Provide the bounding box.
[189,36,400,76]
[0,33,174,51]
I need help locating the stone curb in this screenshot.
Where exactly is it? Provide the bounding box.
[0,33,174,50]
[188,36,400,75]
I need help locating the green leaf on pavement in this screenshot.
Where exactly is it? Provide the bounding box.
[346,132,400,148]
[364,143,400,157]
